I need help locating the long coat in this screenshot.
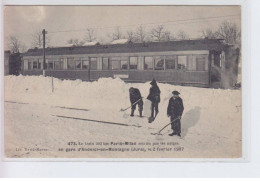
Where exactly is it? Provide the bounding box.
[167,97,184,118]
[147,85,161,103]
[130,88,142,104]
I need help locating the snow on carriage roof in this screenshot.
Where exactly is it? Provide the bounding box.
[110,39,129,45]
[60,43,74,47]
[83,41,100,46]
[24,39,229,56]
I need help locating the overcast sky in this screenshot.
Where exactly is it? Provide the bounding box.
[4,5,241,50]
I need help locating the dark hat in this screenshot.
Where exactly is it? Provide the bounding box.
[172,91,180,95]
[150,79,157,85]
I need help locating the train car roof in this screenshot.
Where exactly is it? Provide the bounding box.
[23,39,229,56]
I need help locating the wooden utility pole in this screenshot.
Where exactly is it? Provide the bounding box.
[42,29,47,75]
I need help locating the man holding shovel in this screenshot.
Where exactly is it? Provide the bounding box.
[147,79,161,122]
[167,91,184,137]
[129,87,143,117]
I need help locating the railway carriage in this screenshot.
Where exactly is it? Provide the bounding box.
[21,39,239,88]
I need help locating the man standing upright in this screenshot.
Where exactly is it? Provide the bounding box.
[129,87,143,117]
[147,79,161,122]
[167,91,184,137]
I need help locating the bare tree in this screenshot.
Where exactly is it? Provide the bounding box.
[164,31,172,41]
[150,25,173,42]
[67,38,84,46]
[176,30,190,40]
[85,28,96,42]
[8,36,22,53]
[126,30,136,42]
[136,25,146,42]
[215,21,240,45]
[31,30,50,48]
[20,43,28,53]
[150,25,164,42]
[201,29,218,39]
[200,21,241,47]
[112,27,123,40]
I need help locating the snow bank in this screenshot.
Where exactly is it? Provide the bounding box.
[4,75,242,157]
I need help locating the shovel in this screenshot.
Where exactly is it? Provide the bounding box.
[120,97,143,112]
[151,116,181,136]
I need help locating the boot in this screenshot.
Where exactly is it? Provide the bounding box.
[169,131,176,136]
[139,111,142,117]
[151,108,154,118]
[155,110,159,117]
[130,109,134,117]
[151,109,154,118]
[148,117,155,123]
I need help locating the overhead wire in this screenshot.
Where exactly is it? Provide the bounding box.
[47,14,240,34]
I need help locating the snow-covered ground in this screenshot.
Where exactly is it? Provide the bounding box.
[4,75,242,158]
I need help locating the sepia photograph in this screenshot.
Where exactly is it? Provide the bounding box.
[3,5,242,159]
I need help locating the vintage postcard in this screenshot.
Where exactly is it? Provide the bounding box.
[3,5,242,159]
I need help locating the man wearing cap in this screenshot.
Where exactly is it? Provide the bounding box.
[129,87,143,117]
[147,79,161,120]
[167,91,184,137]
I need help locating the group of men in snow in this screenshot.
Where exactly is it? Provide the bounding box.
[129,79,184,137]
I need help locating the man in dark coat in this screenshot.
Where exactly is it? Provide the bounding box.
[129,87,143,117]
[167,91,184,137]
[147,79,161,119]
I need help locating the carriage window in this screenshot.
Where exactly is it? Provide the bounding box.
[82,58,89,69]
[121,57,129,70]
[187,56,196,71]
[54,60,61,70]
[24,59,28,70]
[67,58,75,69]
[102,58,109,70]
[214,53,221,67]
[110,61,120,70]
[165,56,176,70]
[75,58,82,69]
[33,60,38,69]
[38,59,43,69]
[144,57,153,70]
[28,60,33,70]
[130,57,138,70]
[46,59,54,70]
[90,57,97,70]
[110,57,128,70]
[121,60,128,70]
[60,58,66,70]
[28,61,32,70]
[177,56,187,70]
[196,55,208,71]
[154,56,164,70]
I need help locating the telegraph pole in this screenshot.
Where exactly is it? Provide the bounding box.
[42,29,47,76]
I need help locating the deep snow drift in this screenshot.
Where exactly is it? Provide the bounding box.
[4,75,242,158]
